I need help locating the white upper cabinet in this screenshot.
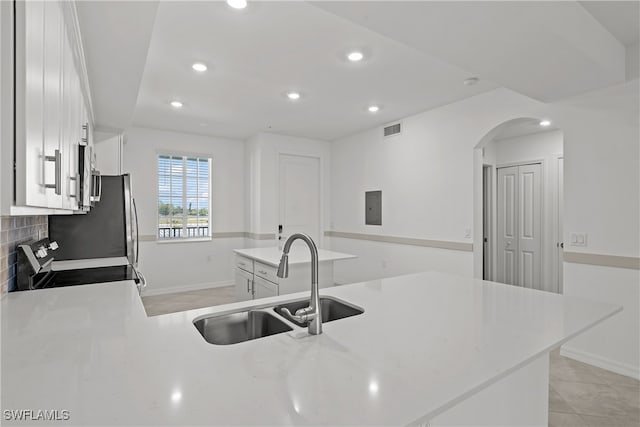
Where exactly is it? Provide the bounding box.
[13,0,94,213]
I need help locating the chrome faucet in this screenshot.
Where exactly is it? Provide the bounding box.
[277,233,322,335]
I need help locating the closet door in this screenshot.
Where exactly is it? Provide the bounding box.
[497,164,542,289]
[497,166,518,285]
[517,164,542,289]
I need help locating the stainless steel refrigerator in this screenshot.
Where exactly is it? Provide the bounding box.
[49,174,140,267]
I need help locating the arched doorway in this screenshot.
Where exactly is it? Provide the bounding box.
[473,118,564,293]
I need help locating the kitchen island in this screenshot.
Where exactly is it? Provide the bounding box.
[1,272,620,426]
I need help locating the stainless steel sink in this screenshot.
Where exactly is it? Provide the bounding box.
[194,310,293,345]
[274,296,364,328]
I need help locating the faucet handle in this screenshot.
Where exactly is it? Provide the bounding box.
[280,307,306,323]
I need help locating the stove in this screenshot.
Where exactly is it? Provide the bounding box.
[15,238,140,292]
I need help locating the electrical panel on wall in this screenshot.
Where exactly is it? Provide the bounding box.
[365,191,382,225]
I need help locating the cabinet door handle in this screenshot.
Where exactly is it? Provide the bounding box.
[247,278,250,293]
[68,175,77,198]
[44,149,61,195]
[258,270,267,275]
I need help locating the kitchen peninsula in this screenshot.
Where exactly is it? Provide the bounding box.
[1,271,620,426]
[233,246,356,300]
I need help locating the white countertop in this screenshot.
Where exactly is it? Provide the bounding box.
[234,246,356,267]
[1,272,620,426]
[51,256,130,271]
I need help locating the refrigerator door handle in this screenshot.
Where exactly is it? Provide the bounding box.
[133,198,140,266]
[96,174,103,201]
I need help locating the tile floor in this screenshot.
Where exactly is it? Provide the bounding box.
[142,286,235,316]
[549,348,639,426]
[142,287,640,426]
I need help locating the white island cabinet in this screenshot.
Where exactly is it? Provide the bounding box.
[233,247,356,301]
[0,271,620,426]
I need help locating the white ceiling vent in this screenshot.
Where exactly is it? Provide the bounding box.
[383,122,402,137]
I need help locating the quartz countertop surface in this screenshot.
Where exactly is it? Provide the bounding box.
[1,272,620,426]
[234,246,356,267]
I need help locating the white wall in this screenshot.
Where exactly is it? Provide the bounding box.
[486,130,564,293]
[329,83,639,378]
[122,126,245,294]
[94,133,123,175]
[244,132,331,249]
[562,263,640,378]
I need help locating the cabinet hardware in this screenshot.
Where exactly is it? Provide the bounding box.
[258,270,267,275]
[44,149,62,195]
[82,123,88,144]
[68,176,77,198]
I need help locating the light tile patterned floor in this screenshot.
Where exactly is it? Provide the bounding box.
[142,287,640,425]
[549,348,639,426]
[141,286,235,316]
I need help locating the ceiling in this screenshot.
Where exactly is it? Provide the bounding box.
[132,1,497,140]
[493,119,560,141]
[77,1,639,141]
[76,1,159,132]
[579,1,640,46]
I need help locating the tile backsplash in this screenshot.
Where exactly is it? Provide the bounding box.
[0,216,48,297]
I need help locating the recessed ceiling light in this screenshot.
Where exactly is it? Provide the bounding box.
[192,63,207,72]
[368,105,380,113]
[463,77,479,86]
[226,0,247,9]
[170,101,183,108]
[539,120,551,127]
[347,51,364,62]
[286,92,301,100]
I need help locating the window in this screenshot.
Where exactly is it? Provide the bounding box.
[158,154,211,240]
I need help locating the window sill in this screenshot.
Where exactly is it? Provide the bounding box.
[156,237,212,244]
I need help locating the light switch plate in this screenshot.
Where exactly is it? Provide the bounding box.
[569,232,588,247]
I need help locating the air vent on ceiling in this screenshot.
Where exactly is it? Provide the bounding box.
[383,122,401,137]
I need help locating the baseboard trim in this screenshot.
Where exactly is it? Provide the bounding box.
[244,232,276,240]
[141,280,234,297]
[324,230,473,252]
[564,251,640,270]
[560,345,640,380]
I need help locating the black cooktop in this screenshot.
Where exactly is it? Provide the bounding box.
[20,265,139,291]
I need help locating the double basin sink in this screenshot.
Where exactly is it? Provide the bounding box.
[194,297,364,345]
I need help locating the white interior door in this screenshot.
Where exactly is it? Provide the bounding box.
[497,166,518,285]
[279,154,320,245]
[557,157,564,293]
[497,163,542,288]
[482,165,492,280]
[517,164,542,289]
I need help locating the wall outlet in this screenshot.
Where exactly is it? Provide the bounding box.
[569,233,588,247]
[464,228,472,239]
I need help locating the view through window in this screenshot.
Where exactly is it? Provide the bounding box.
[158,154,211,239]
